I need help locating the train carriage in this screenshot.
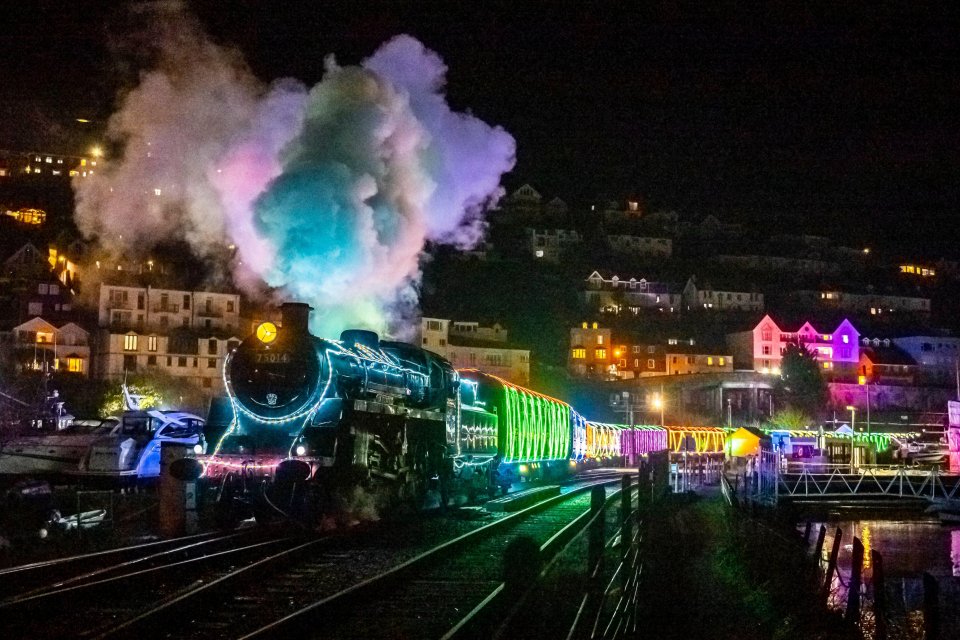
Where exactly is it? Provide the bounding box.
[457,370,573,484]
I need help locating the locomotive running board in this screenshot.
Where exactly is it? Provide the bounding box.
[351,399,444,421]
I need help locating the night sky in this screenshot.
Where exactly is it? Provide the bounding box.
[2,1,960,256]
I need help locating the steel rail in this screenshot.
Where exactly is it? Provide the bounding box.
[0,535,295,615]
[239,478,620,640]
[3,530,252,601]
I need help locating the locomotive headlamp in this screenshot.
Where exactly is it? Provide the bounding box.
[256,322,278,344]
[296,445,307,456]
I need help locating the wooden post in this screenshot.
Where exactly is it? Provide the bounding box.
[872,550,887,640]
[923,572,940,640]
[820,527,843,603]
[589,486,606,584]
[620,474,632,590]
[813,525,827,566]
[845,537,863,623]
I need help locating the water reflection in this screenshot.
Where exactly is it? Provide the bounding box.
[806,516,960,636]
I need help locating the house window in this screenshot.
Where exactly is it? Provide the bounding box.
[67,358,82,373]
[227,300,235,312]
[167,356,172,366]
[762,345,771,355]
[124,335,138,351]
[595,348,607,360]
[761,329,772,341]
[647,359,655,369]
[38,283,48,294]
[572,348,586,359]
[647,346,656,354]
[208,358,217,368]
[427,320,441,331]
[182,317,190,327]
[707,357,714,365]
[148,336,158,352]
[160,316,169,329]
[597,335,604,345]
[208,339,218,355]
[439,338,446,346]
[183,295,190,310]
[822,362,832,370]
[178,356,187,367]
[719,357,725,366]
[687,356,695,364]
[137,293,145,310]
[422,338,428,345]
[193,358,198,367]
[28,302,42,316]
[123,354,137,371]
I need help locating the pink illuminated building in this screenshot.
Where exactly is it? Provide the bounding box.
[727,314,860,377]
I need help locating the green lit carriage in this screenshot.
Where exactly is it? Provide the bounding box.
[457,370,574,481]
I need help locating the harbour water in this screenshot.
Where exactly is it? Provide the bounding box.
[807,515,960,637]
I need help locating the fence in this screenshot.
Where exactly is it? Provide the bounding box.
[750,448,960,504]
[491,449,671,640]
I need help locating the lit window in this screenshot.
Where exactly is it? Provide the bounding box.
[707,357,714,365]
[124,334,138,351]
[719,357,725,366]
[647,359,655,368]
[822,362,832,369]
[535,250,544,258]
[597,335,604,345]
[572,348,586,359]
[595,348,607,359]
[36,331,53,344]
[148,335,158,352]
[67,358,82,373]
[842,335,849,344]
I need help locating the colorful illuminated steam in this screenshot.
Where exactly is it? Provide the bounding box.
[73,5,515,338]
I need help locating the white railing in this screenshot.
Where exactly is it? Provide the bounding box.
[753,453,960,503]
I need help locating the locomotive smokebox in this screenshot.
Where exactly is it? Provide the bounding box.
[280,302,312,335]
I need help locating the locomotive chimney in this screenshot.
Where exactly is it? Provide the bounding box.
[280,302,312,335]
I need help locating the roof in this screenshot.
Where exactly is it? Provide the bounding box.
[860,345,916,366]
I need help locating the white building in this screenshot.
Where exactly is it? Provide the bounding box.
[421,318,530,385]
[97,284,241,334]
[682,276,764,312]
[528,228,582,262]
[583,270,680,314]
[9,317,90,376]
[93,284,244,395]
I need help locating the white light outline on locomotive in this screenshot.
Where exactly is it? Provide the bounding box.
[210,338,433,466]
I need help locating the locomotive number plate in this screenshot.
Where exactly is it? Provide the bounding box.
[254,352,292,364]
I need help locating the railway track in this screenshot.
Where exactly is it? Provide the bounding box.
[82,477,621,640]
[0,474,627,639]
[0,527,301,638]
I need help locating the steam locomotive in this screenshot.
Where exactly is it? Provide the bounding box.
[194,303,673,525]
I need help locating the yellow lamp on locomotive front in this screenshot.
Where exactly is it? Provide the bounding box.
[256,321,278,344]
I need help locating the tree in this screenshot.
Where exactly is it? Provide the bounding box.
[775,342,827,418]
[767,407,815,430]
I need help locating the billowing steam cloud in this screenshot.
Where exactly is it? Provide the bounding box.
[74,5,515,337]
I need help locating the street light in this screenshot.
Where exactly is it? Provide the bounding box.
[859,376,871,435]
[846,405,857,432]
[652,393,664,426]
